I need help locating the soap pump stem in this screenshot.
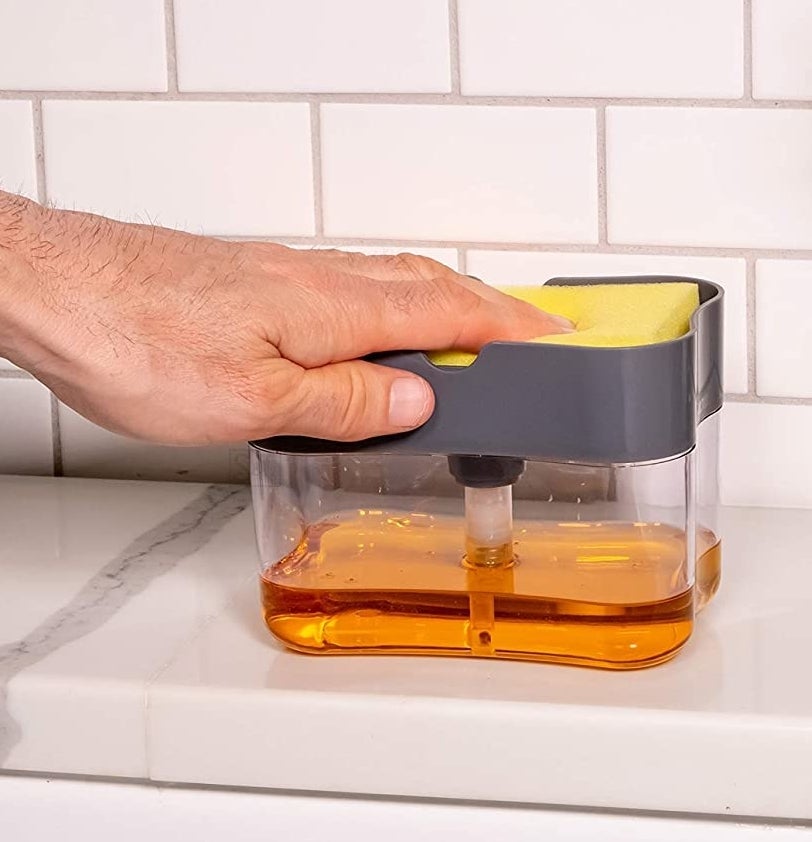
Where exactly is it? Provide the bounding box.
[464,485,515,568]
[447,455,524,655]
[447,455,525,568]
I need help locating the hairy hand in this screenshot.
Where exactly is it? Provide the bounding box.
[0,193,570,444]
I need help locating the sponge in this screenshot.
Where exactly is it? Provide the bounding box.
[429,282,700,367]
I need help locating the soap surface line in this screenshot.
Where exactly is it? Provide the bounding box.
[0,485,250,766]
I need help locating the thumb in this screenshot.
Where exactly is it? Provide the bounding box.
[287,360,434,441]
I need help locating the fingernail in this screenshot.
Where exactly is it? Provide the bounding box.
[389,378,432,428]
[550,314,576,333]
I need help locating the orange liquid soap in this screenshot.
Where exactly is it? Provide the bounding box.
[261,509,720,669]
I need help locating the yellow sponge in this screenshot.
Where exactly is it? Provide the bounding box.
[429,282,700,367]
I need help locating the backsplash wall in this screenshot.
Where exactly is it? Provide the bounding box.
[0,0,810,507]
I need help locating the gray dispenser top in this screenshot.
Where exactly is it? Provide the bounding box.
[252,276,724,465]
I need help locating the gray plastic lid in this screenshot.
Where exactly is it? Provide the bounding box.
[251,276,723,465]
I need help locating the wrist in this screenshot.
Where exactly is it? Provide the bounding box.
[0,191,44,256]
[0,192,139,378]
[0,192,50,367]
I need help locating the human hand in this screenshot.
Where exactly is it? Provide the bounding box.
[0,193,570,444]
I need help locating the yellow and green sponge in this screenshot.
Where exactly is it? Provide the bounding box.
[429,282,700,367]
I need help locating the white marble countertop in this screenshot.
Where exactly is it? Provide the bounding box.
[1,475,811,822]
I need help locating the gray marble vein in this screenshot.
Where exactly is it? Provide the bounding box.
[0,484,250,764]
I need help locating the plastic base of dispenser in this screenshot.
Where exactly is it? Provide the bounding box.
[262,604,694,670]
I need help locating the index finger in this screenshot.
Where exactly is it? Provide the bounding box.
[275,271,573,368]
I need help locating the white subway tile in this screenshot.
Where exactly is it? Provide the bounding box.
[607,107,812,249]
[467,251,748,394]
[460,0,743,98]
[756,260,812,398]
[0,0,166,91]
[322,105,597,243]
[175,0,449,93]
[59,405,249,483]
[0,101,37,199]
[722,403,812,508]
[753,0,812,100]
[0,380,53,475]
[43,101,314,237]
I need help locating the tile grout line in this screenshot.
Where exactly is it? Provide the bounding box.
[727,393,812,407]
[448,0,462,94]
[743,0,754,100]
[596,106,608,245]
[456,247,467,275]
[222,235,812,261]
[1,90,811,108]
[50,395,63,477]
[31,98,63,476]
[30,97,46,204]
[746,257,758,395]
[309,102,325,237]
[164,0,179,94]
[747,0,776,401]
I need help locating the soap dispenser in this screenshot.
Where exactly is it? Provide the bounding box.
[249,276,723,669]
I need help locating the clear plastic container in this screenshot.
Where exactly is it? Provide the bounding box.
[251,441,716,669]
